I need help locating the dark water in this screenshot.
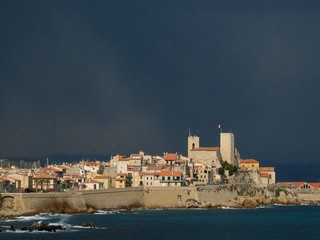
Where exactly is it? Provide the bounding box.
[1,205,320,240]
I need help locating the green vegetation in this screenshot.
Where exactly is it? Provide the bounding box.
[218,161,238,177]
[126,173,133,187]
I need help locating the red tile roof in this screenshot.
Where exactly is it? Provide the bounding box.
[260,167,275,172]
[240,159,259,164]
[84,162,100,166]
[164,153,177,161]
[309,183,320,189]
[160,170,182,176]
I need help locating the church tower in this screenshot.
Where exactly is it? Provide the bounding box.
[188,135,200,158]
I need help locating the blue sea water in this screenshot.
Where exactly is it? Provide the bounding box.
[1,205,320,240]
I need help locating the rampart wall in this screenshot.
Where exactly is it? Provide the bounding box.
[1,185,320,216]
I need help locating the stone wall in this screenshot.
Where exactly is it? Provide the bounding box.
[143,186,197,208]
[2,184,320,216]
[17,192,86,213]
[196,185,238,207]
[82,188,144,209]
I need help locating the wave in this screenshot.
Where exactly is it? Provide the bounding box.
[72,225,109,230]
[15,215,51,222]
[94,210,120,215]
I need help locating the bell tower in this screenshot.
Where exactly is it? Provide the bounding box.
[188,135,200,158]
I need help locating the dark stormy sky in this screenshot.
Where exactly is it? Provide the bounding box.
[1,1,320,167]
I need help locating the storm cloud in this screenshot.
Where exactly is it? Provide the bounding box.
[1,1,320,167]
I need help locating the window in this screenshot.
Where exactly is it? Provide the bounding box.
[192,143,195,149]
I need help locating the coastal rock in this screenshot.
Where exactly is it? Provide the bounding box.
[272,189,299,205]
[229,197,258,208]
[19,222,66,232]
[242,198,258,208]
[87,207,95,214]
[80,222,96,228]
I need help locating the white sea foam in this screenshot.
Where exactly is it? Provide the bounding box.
[258,205,274,209]
[94,210,120,215]
[72,225,108,230]
[15,215,51,221]
[72,225,93,229]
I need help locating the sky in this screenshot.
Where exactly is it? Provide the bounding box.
[1,1,320,170]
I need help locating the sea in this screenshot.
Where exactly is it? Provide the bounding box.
[1,205,320,240]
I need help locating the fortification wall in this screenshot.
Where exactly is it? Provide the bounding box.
[196,185,238,206]
[11,192,86,212]
[143,187,197,208]
[296,192,320,202]
[82,188,144,209]
[3,184,319,216]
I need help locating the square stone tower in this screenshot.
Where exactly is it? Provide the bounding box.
[188,135,200,158]
[220,132,235,165]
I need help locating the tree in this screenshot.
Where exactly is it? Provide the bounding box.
[219,161,238,177]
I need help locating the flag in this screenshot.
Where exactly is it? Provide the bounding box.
[217,124,221,129]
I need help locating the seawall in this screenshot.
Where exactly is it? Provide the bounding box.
[1,185,320,218]
[0,184,258,214]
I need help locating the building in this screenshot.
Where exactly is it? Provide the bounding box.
[115,173,127,188]
[240,159,260,170]
[160,170,183,187]
[142,172,161,187]
[7,173,32,192]
[0,177,11,193]
[197,166,213,184]
[189,147,222,168]
[188,135,200,158]
[83,179,104,190]
[164,153,177,169]
[32,173,58,192]
[259,167,276,185]
[278,182,320,190]
[92,174,114,189]
[220,132,237,165]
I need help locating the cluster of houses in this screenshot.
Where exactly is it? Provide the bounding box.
[0,132,317,193]
[0,152,190,192]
